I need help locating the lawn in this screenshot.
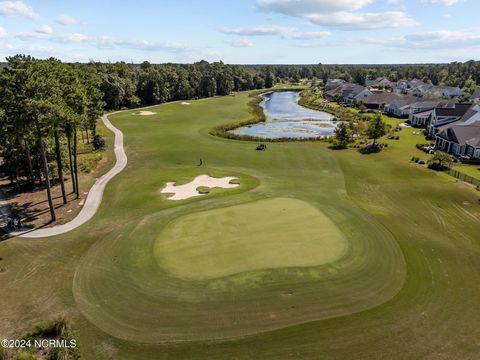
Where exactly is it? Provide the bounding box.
[0,92,479,359]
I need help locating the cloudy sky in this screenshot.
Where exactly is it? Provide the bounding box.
[0,0,478,64]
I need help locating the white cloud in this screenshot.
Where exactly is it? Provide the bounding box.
[405,30,480,46]
[421,0,459,5]
[369,30,480,49]
[16,31,50,40]
[256,0,416,30]
[0,1,39,19]
[36,25,53,35]
[57,14,78,25]
[225,38,254,47]
[220,24,296,36]
[308,11,417,30]
[0,26,7,38]
[220,25,330,39]
[290,31,331,39]
[257,0,374,16]
[60,33,89,42]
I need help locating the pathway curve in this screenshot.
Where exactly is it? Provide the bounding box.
[6,114,127,238]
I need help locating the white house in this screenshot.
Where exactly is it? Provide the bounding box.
[410,110,434,127]
[427,103,472,136]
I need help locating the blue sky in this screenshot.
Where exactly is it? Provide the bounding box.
[0,0,478,64]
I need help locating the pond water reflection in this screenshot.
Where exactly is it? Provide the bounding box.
[231,91,336,139]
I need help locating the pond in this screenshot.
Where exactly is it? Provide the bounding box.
[230,91,336,139]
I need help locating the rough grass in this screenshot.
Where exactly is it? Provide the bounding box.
[0,94,479,359]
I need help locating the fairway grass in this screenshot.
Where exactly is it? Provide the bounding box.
[155,198,348,280]
[1,93,479,359]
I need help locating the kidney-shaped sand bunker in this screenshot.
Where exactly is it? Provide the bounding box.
[161,174,239,200]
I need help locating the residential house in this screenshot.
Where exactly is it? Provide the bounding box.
[426,86,463,98]
[394,79,463,99]
[353,87,373,104]
[324,82,371,104]
[410,109,434,127]
[435,123,480,159]
[394,79,429,95]
[325,79,346,92]
[407,84,433,97]
[363,92,405,110]
[366,77,394,89]
[427,103,473,136]
[385,97,418,117]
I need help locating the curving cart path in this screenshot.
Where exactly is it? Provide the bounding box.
[7,114,127,238]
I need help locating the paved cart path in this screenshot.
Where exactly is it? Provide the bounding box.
[4,114,127,238]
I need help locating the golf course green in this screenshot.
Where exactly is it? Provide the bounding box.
[1,91,480,359]
[155,197,348,280]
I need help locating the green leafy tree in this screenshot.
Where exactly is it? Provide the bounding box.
[333,122,351,149]
[428,151,453,171]
[366,114,387,146]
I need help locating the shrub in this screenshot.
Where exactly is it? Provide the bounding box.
[92,135,106,150]
[428,151,453,171]
[79,152,102,173]
[27,316,69,339]
[359,142,384,154]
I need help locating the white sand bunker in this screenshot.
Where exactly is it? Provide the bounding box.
[136,111,156,116]
[162,175,239,200]
[181,102,191,105]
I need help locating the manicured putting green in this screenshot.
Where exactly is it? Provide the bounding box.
[155,198,348,280]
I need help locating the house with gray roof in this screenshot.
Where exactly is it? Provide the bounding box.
[426,86,463,98]
[427,103,472,136]
[324,82,371,104]
[394,79,429,95]
[366,77,394,89]
[385,97,419,117]
[382,96,450,118]
[325,79,346,92]
[363,92,405,110]
[435,124,480,159]
[434,105,480,158]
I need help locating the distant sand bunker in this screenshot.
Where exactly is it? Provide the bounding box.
[137,111,156,116]
[181,102,191,105]
[162,175,239,200]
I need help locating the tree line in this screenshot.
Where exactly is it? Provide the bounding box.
[1,55,480,224]
[0,55,104,222]
[77,60,480,111]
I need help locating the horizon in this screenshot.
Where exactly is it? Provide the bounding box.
[0,0,479,64]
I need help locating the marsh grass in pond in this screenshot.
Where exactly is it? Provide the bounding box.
[231,91,336,139]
